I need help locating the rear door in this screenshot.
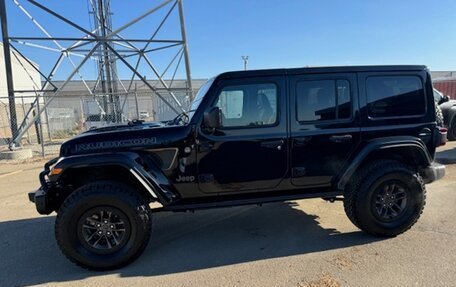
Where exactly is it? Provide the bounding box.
[197,76,288,194]
[289,73,361,187]
[358,71,434,149]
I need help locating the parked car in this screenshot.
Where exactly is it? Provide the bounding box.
[139,111,150,119]
[434,88,456,140]
[29,65,446,270]
[83,114,112,130]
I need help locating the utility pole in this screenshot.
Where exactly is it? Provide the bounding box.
[242,55,249,71]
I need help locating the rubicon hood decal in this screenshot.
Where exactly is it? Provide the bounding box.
[75,137,157,152]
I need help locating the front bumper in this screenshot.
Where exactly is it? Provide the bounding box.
[29,157,59,215]
[421,162,446,184]
[28,187,52,214]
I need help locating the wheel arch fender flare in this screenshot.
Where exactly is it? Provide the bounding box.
[49,152,177,205]
[336,136,432,190]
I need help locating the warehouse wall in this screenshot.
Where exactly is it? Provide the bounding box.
[434,80,456,99]
[0,43,42,104]
[0,43,43,145]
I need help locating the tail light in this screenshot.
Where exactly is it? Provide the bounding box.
[438,127,448,147]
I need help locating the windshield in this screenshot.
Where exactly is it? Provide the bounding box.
[188,77,215,120]
[434,88,443,102]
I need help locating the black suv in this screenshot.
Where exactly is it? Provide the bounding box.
[29,65,446,270]
[434,88,456,140]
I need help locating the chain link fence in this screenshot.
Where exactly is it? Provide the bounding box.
[0,82,203,158]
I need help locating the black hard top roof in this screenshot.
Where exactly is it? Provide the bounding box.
[217,65,428,79]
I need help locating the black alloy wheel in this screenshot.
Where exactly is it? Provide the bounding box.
[373,181,408,222]
[78,207,131,254]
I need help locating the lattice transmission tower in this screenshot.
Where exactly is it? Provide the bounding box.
[90,0,121,123]
[0,0,193,149]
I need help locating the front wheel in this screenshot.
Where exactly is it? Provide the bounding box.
[344,161,426,237]
[55,181,152,270]
[435,103,444,127]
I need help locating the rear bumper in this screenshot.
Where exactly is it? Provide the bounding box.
[421,162,446,184]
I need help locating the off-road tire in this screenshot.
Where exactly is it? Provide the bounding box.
[55,181,152,270]
[435,103,444,127]
[343,161,384,229]
[344,160,426,237]
[448,118,456,141]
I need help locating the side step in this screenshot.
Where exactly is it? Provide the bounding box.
[152,191,343,212]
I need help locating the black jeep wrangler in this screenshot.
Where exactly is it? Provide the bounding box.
[29,65,446,270]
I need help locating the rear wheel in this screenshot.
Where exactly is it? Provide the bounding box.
[344,161,426,237]
[55,181,152,270]
[448,118,456,141]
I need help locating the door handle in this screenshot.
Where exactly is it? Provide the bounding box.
[294,136,311,147]
[329,134,352,143]
[198,141,214,152]
[261,140,284,150]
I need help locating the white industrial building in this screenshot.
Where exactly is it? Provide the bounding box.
[0,42,42,145]
[0,42,42,103]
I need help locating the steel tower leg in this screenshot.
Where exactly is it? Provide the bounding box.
[177,0,193,101]
[0,0,19,148]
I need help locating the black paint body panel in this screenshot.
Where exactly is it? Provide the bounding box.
[34,65,444,213]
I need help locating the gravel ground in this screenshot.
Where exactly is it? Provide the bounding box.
[0,143,455,287]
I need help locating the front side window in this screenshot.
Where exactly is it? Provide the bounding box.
[214,83,277,128]
[366,76,425,118]
[217,90,244,119]
[296,79,351,122]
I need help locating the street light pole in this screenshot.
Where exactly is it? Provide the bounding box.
[242,55,249,71]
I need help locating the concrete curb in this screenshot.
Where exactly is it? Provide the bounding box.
[0,149,33,160]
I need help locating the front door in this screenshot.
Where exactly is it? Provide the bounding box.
[289,73,361,187]
[197,76,288,194]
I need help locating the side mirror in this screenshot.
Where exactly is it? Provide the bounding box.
[438,95,450,105]
[203,107,221,130]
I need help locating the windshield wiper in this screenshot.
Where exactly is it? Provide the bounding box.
[169,110,196,125]
[127,119,145,125]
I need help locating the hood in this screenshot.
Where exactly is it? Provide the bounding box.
[82,121,165,133]
[60,122,192,157]
[439,99,456,111]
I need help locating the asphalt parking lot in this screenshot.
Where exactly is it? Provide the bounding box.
[0,143,455,287]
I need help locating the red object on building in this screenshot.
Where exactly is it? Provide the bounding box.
[433,80,456,99]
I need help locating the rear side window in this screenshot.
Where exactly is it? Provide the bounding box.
[296,79,351,122]
[366,76,426,118]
